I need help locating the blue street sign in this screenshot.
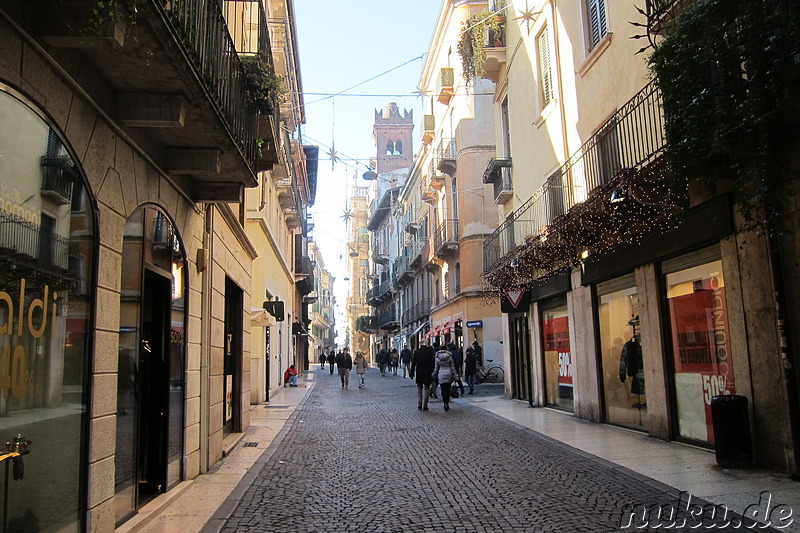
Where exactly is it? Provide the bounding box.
[466,320,483,328]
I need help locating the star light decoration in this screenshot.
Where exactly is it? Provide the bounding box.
[515,0,542,35]
[481,160,685,302]
[340,208,353,224]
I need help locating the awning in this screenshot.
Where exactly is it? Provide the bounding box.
[250,308,276,327]
[441,317,463,335]
[428,324,442,337]
[411,321,429,336]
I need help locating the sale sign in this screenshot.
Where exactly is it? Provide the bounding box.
[544,316,572,387]
[668,275,735,442]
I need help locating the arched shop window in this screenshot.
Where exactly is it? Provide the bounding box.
[115,206,186,525]
[0,86,96,531]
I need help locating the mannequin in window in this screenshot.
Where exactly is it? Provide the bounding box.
[619,316,645,402]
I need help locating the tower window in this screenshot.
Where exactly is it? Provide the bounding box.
[386,141,403,155]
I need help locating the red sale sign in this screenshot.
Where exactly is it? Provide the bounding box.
[544,316,572,387]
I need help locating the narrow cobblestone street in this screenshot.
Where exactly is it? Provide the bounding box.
[213,369,781,533]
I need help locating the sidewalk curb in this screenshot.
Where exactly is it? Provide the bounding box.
[199,381,316,533]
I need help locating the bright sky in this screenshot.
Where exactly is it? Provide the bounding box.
[294,1,442,342]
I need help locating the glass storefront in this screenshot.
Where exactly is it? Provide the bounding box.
[665,251,734,443]
[598,275,647,430]
[115,207,186,525]
[541,298,573,412]
[0,87,95,531]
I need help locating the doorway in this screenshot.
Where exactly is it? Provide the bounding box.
[224,277,243,435]
[509,312,531,401]
[138,270,170,498]
[115,207,186,527]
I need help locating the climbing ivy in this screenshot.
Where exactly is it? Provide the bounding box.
[647,0,800,235]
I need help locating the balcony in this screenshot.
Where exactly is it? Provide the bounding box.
[421,177,438,204]
[377,308,400,330]
[436,138,457,176]
[483,158,513,204]
[422,114,435,145]
[31,0,275,202]
[295,254,314,295]
[355,315,377,334]
[40,156,77,205]
[482,25,506,83]
[433,219,459,258]
[276,178,294,208]
[482,80,668,284]
[402,208,419,234]
[436,68,455,105]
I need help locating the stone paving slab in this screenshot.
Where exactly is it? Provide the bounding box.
[212,371,785,532]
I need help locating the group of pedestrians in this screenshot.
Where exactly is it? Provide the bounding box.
[375,347,401,376]
[409,339,483,412]
[320,340,484,408]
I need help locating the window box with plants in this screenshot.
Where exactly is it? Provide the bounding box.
[457,1,507,84]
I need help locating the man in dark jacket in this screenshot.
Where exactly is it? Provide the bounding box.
[472,340,484,368]
[336,348,353,388]
[410,341,435,411]
[400,344,413,378]
[377,347,389,377]
[327,350,336,374]
[448,342,465,396]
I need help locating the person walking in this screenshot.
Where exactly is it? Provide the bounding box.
[336,347,353,388]
[410,341,435,411]
[327,350,336,374]
[433,348,458,411]
[377,347,389,377]
[400,344,413,378]
[448,342,466,396]
[472,340,484,368]
[430,341,440,399]
[354,351,368,388]
[319,350,327,370]
[390,348,400,376]
[464,346,478,395]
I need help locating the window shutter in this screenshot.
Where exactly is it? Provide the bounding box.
[538,27,553,106]
[587,0,608,49]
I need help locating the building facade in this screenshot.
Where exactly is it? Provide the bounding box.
[478,0,800,474]
[0,0,312,529]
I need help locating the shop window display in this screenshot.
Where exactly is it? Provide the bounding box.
[0,87,95,531]
[598,281,647,429]
[665,259,734,443]
[542,301,573,412]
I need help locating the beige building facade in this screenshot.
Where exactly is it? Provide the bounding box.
[480,0,800,475]
[0,0,313,529]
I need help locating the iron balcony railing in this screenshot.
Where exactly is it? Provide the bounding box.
[483,80,666,274]
[377,308,399,329]
[433,219,459,254]
[165,0,261,168]
[0,210,72,270]
[483,158,513,203]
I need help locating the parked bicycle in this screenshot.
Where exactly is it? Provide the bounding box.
[474,360,504,384]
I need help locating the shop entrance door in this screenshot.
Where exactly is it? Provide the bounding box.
[138,269,171,499]
[509,312,531,401]
[224,278,242,435]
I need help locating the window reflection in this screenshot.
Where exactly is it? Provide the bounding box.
[0,87,94,532]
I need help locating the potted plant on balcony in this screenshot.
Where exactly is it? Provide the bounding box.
[457,7,506,84]
[241,52,286,115]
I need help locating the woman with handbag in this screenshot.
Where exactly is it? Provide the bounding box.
[432,349,458,412]
[354,351,368,388]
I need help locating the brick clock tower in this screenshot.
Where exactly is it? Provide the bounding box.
[373,102,413,173]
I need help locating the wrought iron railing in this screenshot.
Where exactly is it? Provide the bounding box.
[0,210,72,270]
[483,80,665,274]
[162,0,260,169]
[377,308,398,328]
[434,219,459,253]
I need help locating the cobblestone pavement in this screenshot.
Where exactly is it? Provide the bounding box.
[219,371,780,532]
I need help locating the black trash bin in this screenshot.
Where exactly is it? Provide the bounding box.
[710,394,753,467]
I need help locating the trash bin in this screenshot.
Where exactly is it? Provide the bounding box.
[710,394,753,468]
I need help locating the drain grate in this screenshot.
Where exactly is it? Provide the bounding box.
[242,442,259,447]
